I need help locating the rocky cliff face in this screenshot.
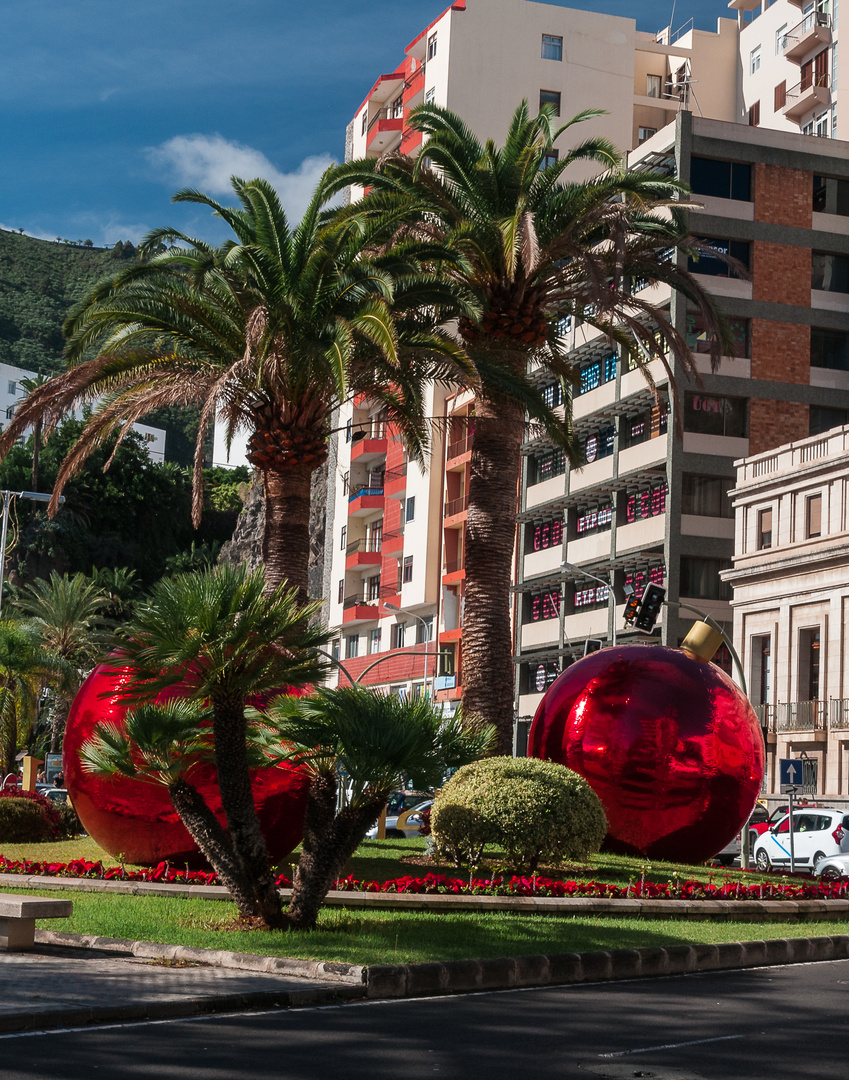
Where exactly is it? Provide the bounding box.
[219,465,328,604]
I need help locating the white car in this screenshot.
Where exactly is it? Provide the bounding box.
[753,809,849,872]
[813,853,849,880]
[366,799,432,840]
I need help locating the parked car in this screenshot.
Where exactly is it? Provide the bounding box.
[813,853,849,880]
[41,788,69,806]
[746,803,788,849]
[366,799,433,840]
[753,809,849,871]
[712,830,741,867]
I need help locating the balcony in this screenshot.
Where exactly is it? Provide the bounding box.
[366,108,404,153]
[381,528,404,555]
[443,494,468,525]
[348,485,384,517]
[384,463,407,499]
[758,700,828,733]
[345,537,383,569]
[726,0,760,10]
[781,13,832,63]
[342,591,379,624]
[446,432,474,465]
[443,554,465,583]
[351,435,388,465]
[782,76,830,121]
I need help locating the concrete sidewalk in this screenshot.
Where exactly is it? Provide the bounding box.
[0,940,364,1034]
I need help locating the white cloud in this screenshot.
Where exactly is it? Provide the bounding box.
[147,134,336,223]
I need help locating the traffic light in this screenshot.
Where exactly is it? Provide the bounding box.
[633,583,666,633]
[622,590,640,624]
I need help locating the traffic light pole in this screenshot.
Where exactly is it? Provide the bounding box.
[663,600,747,698]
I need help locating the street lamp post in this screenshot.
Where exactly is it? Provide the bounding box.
[0,491,65,615]
[561,561,616,648]
[384,601,432,699]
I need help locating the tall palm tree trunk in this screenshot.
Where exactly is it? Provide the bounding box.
[168,777,265,919]
[211,692,284,928]
[461,396,525,755]
[262,465,313,602]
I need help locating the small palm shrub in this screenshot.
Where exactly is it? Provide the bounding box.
[430,757,607,872]
[0,791,60,842]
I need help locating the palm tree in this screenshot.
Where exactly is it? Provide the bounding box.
[99,563,329,928]
[13,571,112,751]
[19,373,49,491]
[0,176,474,602]
[0,620,73,774]
[262,685,494,929]
[331,101,734,751]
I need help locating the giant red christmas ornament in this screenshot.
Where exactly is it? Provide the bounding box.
[63,663,310,867]
[528,644,764,863]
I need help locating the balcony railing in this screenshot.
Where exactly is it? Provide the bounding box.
[346,537,382,556]
[830,699,849,730]
[367,107,403,133]
[384,464,408,484]
[343,592,380,609]
[444,495,469,518]
[781,11,831,61]
[783,75,830,119]
[447,433,474,459]
[444,556,464,574]
[349,485,384,502]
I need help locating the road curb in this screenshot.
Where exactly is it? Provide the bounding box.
[34,929,849,1002]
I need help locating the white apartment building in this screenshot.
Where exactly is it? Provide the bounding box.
[725,424,849,796]
[0,361,167,464]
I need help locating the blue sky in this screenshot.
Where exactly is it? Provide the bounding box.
[0,0,732,247]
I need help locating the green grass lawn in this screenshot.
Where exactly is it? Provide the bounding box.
[2,884,846,965]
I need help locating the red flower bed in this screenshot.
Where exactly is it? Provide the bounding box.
[2,855,849,901]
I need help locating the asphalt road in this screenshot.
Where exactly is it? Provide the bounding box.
[3,958,849,1079]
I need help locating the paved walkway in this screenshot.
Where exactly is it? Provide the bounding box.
[0,941,363,1034]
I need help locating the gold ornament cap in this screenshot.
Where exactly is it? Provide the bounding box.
[680,621,725,663]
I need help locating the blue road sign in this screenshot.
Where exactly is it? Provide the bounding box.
[779,758,803,792]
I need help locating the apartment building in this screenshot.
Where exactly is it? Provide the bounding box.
[725,424,849,796]
[0,361,166,463]
[514,109,849,736]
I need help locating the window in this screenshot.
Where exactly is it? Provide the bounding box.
[625,482,668,523]
[679,557,732,601]
[403,555,414,583]
[337,579,344,604]
[775,81,786,112]
[811,328,849,370]
[532,448,566,485]
[776,24,788,53]
[681,474,734,518]
[815,110,830,138]
[750,45,761,74]
[539,89,561,116]
[758,508,773,550]
[624,565,666,601]
[576,354,616,396]
[689,158,751,202]
[528,591,561,622]
[812,252,849,292]
[750,635,771,706]
[7,382,15,396]
[331,638,341,662]
[391,95,403,119]
[5,407,13,420]
[573,584,609,609]
[345,418,352,442]
[800,627,821,700]
[415,616,433,644]
[540,149,559,170]
[806,493,823,538]
[646,74,662,98]
[528,517,565,551]
[810,405,849,435]
[361,111,367,136]
[541,382,564,408]
[541,33,562,61]
[638,127,657,144]
[427,32,437,60]
[813,175,849,216]
[366,575,381,602]
[582,427,615,463]
[340,526,347,550]
[390,622,405,650]
[688,238,750,278]
[424,87,435,105]
[522,660,560,695]
[575,506,613,535]
[405,496,416,522]
[686,313,750,357]
[368,628,382,655]
[748,101,760,127]
[345,634,359,660]
[684,393,749,438]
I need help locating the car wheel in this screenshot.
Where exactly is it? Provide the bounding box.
[820,866,842,881]
[756,848,772,872]
[812,851,826,868]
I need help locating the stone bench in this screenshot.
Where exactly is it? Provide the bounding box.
[0,895,73,951]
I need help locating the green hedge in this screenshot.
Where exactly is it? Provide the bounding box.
[0,796,54,843]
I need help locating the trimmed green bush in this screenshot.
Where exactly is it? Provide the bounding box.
[0,796,53,843]
[431,757,607,872]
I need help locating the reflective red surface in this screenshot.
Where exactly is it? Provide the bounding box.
[64,663,310,867]
[528,645,764,863]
